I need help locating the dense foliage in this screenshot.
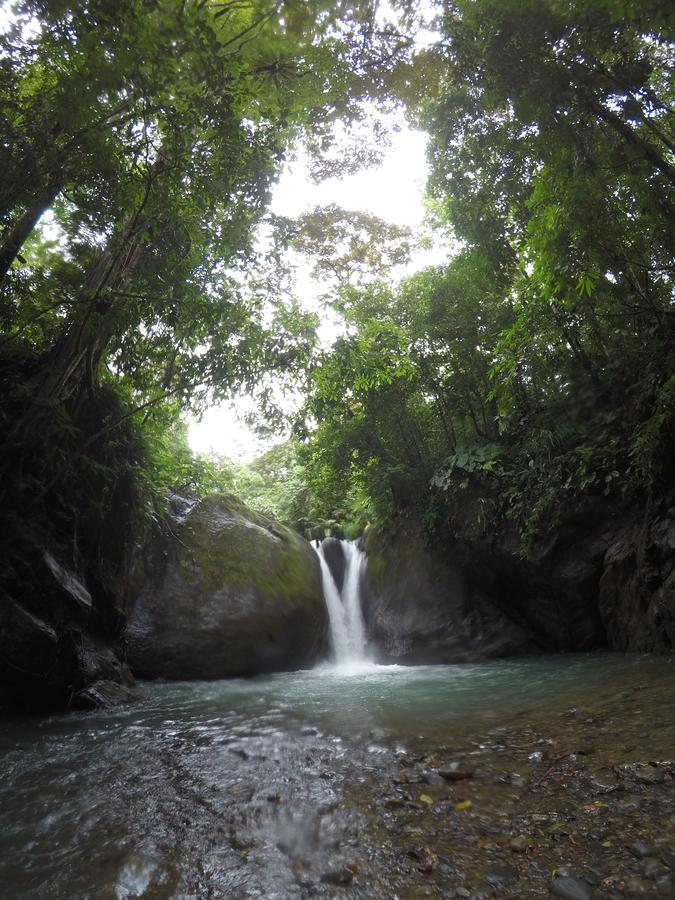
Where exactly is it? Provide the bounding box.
[298,0,675,540]
[0,0,418,556]
[0,0,673,555]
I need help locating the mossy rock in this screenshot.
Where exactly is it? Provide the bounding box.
[127,494,327,679]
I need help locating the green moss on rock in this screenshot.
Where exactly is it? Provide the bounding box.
[127,494,327,680]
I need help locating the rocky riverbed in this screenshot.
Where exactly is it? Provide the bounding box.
[346,690,675,898]
[0,654,673,898]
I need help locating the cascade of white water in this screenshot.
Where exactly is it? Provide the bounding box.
[314,540,369,665]
[340,541,368,660]
[314,546,351,661]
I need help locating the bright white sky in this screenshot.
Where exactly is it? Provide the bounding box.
[188,123,443,461]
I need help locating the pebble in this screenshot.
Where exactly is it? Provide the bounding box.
[320,867,353,886]
[630,840,658,858]
[635,765,666,784]
[550,874,595,899]
[656,876,675,898]
[485,864,518,888]
[645,858,669,878]
[439,768,474,782]
[422,770,446,786]
[509,835,529,853]
[589,779,616,793]
[625,876,654,895]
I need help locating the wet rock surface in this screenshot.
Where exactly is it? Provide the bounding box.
[363,527,534,664]
[364,483,675,661]
[599,511,675,653]
[0,551,132,711]
[321,537,349,593]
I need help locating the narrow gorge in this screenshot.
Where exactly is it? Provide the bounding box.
[1,0,673,897]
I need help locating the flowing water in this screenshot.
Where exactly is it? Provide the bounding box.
[314,540,369,667]
[1,654,674,898]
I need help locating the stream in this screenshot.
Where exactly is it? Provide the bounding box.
[1,653,674,898]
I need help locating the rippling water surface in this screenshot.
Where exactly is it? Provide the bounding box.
[0,653,673,898]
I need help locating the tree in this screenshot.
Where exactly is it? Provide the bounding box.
[0,0,418,496]
[296,0,674,537]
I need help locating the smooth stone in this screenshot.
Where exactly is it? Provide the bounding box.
[626,876,654,895]
[656,877,675,898]
[485,865,518,888]
[320,868,353,886]
[509,835,529,853]
[551,875,595,899]
[630,840,658,858]
[423,770,446,786]
[439,768,474,782]
[645,858,669,878]
[635,765,666,784]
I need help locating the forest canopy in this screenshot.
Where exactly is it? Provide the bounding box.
[0,0,673,553]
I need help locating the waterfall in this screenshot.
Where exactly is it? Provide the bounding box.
[314,539,369,666]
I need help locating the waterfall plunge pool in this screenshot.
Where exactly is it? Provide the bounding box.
[1,653,674,898]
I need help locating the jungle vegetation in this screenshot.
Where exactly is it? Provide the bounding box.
[0,0,673,566]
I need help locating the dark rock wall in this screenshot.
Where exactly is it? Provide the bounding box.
[599,508,675,652]
[0,550,136,711]
[362,487,675,662]
[0,383,147,711]
[363,527,534,664]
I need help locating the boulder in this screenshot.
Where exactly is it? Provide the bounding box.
[72,679,143,710]
[127,494,327,679]
[363,526,533,664]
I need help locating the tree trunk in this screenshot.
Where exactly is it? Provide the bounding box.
[39,216,148,407]
[0,182,62,285]
[0,205,149,497]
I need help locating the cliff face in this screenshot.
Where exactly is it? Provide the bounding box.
[362,486,675,662]
[0,384,143,712]
[598,510,675,652]
[363,527,534,664]
[126,494,328,680]
[0,527,138,712]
